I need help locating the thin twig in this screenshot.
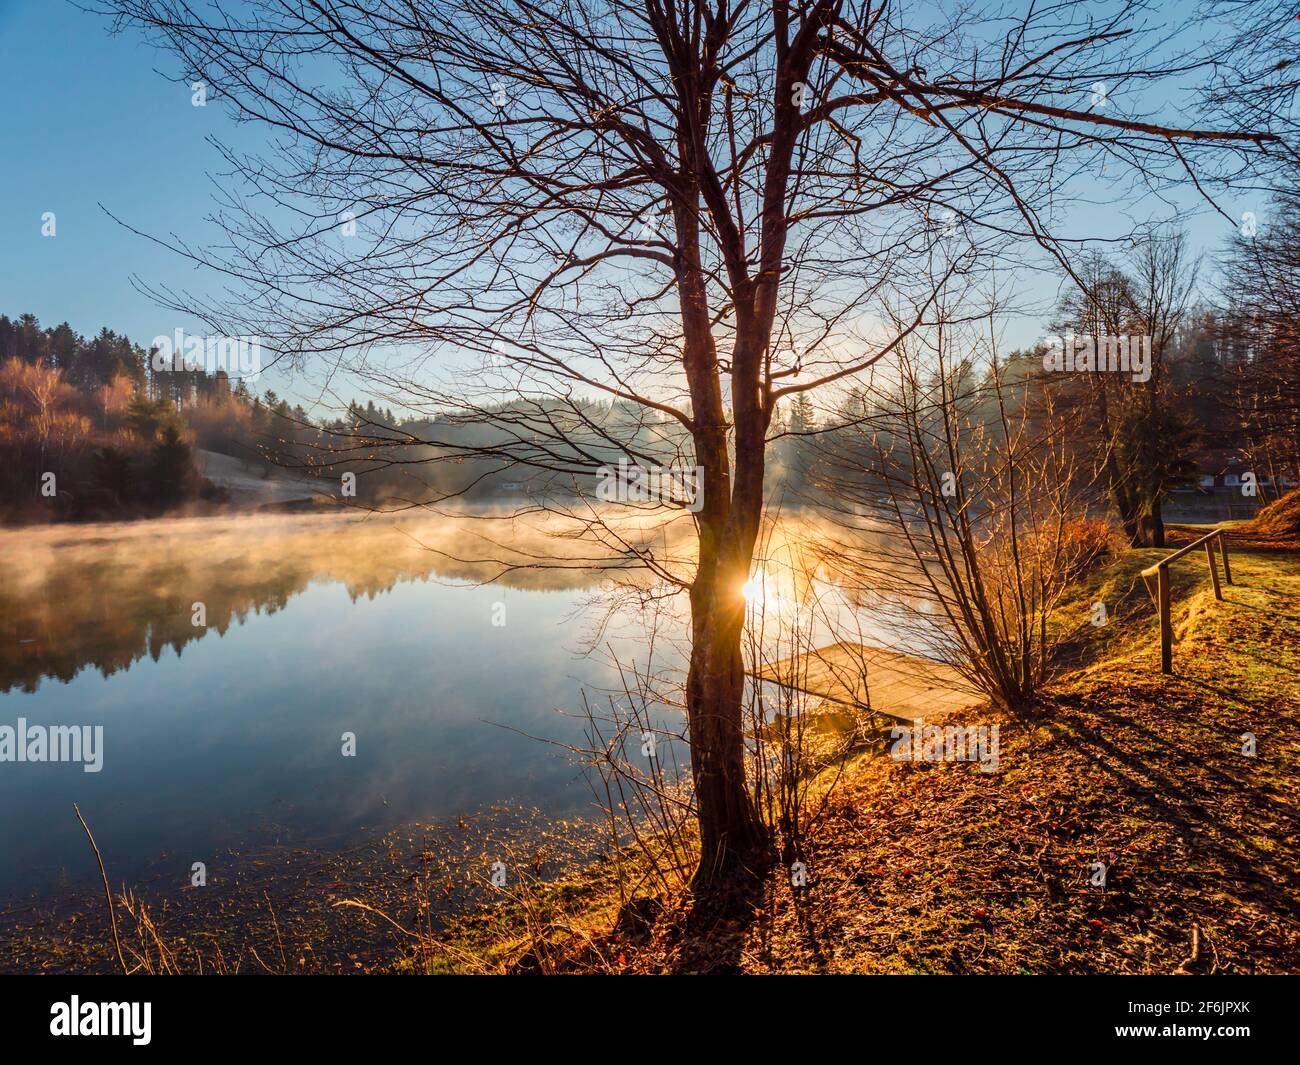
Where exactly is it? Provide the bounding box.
[73,803,129,975]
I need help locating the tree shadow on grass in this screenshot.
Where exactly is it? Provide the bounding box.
[1047,689,1300,936]
[652,851,838,974]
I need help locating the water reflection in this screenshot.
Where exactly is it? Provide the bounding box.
[0,511,687,896]
[0,511,679,694]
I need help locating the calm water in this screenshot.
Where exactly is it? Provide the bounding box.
[0,512,687,898]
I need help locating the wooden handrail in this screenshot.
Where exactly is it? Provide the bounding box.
[1140,529,1232,674]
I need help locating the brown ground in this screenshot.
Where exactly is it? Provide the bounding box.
[1236,486,1300,547]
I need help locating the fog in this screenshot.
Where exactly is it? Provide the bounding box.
[0,508,701,693]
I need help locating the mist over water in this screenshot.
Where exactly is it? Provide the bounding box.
[0,510,692,897]
[0,509,710,690]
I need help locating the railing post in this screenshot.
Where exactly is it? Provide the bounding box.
[1205,538,1223,600]
[1142,530,1233,675]
[1157,563,1173,674]
[1218,530,1233,585]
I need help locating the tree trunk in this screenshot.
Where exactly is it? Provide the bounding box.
[1111,480,1140,545]
[683,406,770,887]
[671,184,773,887]
[1136,499,1166,548]
[686,558,767,886]
[1096,384,1142,545]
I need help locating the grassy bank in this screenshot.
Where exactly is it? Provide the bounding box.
[416,531,1300,974]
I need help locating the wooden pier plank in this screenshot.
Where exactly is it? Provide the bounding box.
[752,641,984,722]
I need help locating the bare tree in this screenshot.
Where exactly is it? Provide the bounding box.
[1125,230,1201,545]
[811,300,1104,712]
[1214,195,1300,490]
[101,0,1271,888]
[1048,232,1200,547]
[1198,0,1300,167]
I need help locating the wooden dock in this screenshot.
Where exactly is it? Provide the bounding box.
[752,640,984,722]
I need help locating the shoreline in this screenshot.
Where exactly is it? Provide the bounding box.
[0,803,607,975]
[413,534,1300,974]
[6,529,1297,974]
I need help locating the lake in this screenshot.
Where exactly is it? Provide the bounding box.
[0,510,698,900]
[0,507,940,909]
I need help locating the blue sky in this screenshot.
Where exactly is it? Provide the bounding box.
[0,2,245,333]
[0,0,1258,411]
[0,0,307,391]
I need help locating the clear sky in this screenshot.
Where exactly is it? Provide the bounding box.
[0,0,1257,411]
[0,1,245,332]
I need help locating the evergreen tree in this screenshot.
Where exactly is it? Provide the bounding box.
[149,423,198,504]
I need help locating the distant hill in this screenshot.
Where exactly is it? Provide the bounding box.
[195,449,325,507]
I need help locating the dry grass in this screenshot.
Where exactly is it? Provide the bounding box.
[1235,487,1300,548]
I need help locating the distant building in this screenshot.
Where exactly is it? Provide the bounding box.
[1166,447,1295,521]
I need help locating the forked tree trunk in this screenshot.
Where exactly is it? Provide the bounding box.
[679,315,771,887]
[670,162,780,889]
